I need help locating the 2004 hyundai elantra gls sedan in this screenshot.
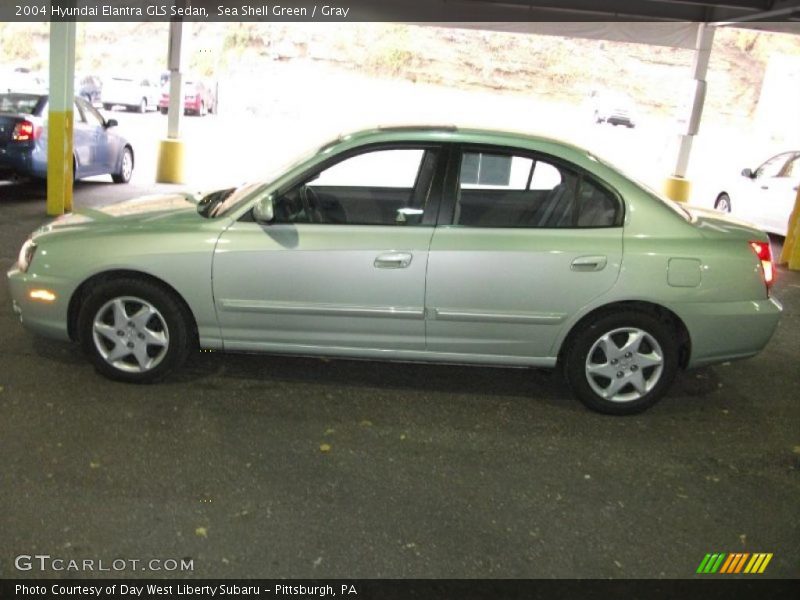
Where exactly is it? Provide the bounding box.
[7,127,782,414]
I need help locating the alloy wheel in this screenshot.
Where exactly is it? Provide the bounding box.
[92,296,169,373]
[585,327,664,403]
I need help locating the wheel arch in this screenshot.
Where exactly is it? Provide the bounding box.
[113,143,134,176]
[556,300,692,370]
[67,269,198,343]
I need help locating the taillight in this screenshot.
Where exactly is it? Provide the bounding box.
[749,240,774,291]
[12,120,41,142]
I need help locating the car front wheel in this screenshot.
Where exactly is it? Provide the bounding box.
[563,310,679,415]
[112,147,133,184]
[78,279,193,383]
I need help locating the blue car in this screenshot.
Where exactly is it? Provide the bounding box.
[0,93,133,183]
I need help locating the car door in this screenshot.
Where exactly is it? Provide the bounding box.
[76,97,112,174]
[735,152,793,231]
[70,100,95,176]
[425,145,624,362]
[212,144,444,353]
[763,153,800,235]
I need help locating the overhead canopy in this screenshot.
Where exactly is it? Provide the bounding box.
[441,0,800,26]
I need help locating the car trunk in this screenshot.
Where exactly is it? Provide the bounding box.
[685,205,769,242]
[0,114,26,147]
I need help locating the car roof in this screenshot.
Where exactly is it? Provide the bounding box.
[325,125,595,161]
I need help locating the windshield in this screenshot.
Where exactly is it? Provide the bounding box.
[0,93,44,115]
[590,152,691,221]
[204,139,338,218]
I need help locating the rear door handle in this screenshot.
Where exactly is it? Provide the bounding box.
[374,252,412,269]
[571,255,607,272]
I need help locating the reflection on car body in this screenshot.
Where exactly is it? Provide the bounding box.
[7,127,781,415]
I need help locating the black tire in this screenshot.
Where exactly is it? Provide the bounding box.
[78,278,193,383]
[138,98,147,113]
[111,146,133,184]
[562,310,679,415]
[199,101,206,117]
[103,103,112,111]
[160,107,168,115]
[715,193,731,213]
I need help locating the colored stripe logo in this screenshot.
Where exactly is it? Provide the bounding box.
[696,553,773,574]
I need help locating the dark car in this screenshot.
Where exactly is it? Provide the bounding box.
[158,79,216,116]
[0,93,133,183]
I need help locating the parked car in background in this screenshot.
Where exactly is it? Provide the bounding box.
[589,90,636,128]
[101,75,160,113]
[714,151,800,237]
[76,74,103,106]
[0,92,134,183]
[2,68,47,94]
[6,127,780,415]
[158,78,216,116]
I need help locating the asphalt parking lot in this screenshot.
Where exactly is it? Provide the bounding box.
[1,180,798,579]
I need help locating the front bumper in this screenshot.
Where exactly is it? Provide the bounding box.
[676,296,783,368]
[7,266,73,342]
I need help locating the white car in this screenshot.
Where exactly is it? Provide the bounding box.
[714,151,800,236]
[101,75,160,113]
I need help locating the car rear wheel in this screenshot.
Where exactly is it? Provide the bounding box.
[160,107,168,115]
[563,311,679,415]
[112,147,133,184]
[715,193,731,213]
[78,279,193,383]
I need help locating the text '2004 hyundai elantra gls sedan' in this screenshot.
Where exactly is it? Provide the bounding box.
[8,127,782,414]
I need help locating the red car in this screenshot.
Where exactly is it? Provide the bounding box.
[158,79,216,116]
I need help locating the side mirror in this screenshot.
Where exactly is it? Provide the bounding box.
[253,194,275,223]
[105,118,118,128]
[741,167,754,178]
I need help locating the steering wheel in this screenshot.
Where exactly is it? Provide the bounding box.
[300,185,324,223]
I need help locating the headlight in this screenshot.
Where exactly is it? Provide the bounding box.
[17,238,37,272]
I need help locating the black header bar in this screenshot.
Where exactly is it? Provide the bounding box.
[4,0,800,23]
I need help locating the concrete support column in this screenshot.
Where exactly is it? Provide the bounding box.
[663,23,715,203]
[46,21,76,216]
[156,20,186,183]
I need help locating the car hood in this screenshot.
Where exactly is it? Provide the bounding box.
[685,205,768,240]
[34,193,201,237]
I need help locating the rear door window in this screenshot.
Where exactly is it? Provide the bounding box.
[454,149,620,228]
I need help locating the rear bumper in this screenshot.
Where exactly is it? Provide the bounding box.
[674,296,783,368]
[0,146,44,179]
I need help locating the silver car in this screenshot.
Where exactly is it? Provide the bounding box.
[7,127,782,414]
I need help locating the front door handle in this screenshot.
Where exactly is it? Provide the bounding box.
[571,255,607,272]
[374,252,412,269]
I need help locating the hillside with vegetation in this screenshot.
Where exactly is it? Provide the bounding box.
[2,21,799,124]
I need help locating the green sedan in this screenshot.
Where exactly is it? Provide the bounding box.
[7,127,782,414]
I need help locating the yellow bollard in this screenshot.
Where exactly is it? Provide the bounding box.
[663,176,692,203]
[780,187,800,270]
[156,138,185,184]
